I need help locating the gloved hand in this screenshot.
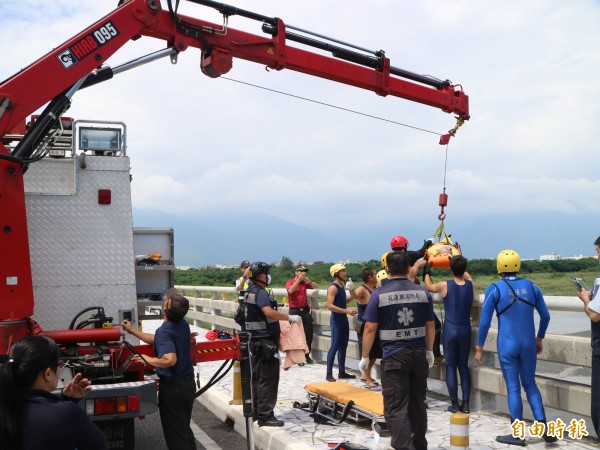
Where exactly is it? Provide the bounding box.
[424,238,434,248]
[359,357,370,375]
[288,315,302,324]
[422,262,433,282]
[426,350,434,370]
[345,278,354,290]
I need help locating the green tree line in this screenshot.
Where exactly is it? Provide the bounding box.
[176,256,599,296]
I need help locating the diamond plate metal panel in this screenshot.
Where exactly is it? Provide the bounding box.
[24,158,76,195]
[25,156,137,330]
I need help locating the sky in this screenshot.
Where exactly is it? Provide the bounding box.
[2,1,600,265]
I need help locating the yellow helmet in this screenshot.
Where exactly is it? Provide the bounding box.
[330,263,346,278]
[376,269,388,283]
[381,252,390,269]
[497,249,521,274]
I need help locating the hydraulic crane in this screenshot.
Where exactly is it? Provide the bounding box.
[0,0,469,405]
[1,0,468,343]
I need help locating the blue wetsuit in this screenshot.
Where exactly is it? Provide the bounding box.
[443,279,474,403]
[327,283,350,376]
[477,275,550,421]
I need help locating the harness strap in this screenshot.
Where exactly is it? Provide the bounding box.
[495,279,535,317]
[337,400,356,424]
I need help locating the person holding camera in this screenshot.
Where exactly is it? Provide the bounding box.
[286,265,318,364]
[241,261,301,427]
[235,260,251,292]
[576,236,600,439]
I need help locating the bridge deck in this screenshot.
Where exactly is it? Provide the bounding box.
[188,327,599,449]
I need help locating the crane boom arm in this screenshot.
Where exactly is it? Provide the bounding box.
[0,0,468,145]
[0,0,469,325]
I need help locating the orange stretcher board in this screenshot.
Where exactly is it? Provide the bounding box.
[300,381,387,434]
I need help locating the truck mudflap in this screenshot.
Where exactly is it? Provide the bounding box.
[79,380,158,421]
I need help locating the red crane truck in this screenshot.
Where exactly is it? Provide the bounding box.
[0,0,469,447]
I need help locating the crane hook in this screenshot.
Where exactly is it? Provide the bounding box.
[438,192,448,222]
[439,116,465,145]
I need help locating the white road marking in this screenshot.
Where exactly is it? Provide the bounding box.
[190,420,222,450]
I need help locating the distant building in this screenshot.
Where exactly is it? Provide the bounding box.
[176,265,191,270]
[539,253,592,261]
[539,252,561,261]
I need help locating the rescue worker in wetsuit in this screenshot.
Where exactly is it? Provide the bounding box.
[421,255,474,413]
[360,251,435,450]
[475,250,556,446]
[326,263,358,382]
[241,261,301,427]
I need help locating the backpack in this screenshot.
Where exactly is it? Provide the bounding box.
[234,301,246,326]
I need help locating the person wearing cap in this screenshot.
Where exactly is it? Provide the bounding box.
[235,260,251,292]
[241,261,301,427]
[286,265,318,364]
[326,263,358,382]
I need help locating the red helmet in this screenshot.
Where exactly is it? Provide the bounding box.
[390,235,409,250]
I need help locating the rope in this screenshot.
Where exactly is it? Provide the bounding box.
[442,142,449,196]
[220,76,443,136]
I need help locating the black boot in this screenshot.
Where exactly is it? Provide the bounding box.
[447,400,460,413]
[496,434,526,446]
[459,401,470,414]
[540,419,557,443]
[447,387,459,413]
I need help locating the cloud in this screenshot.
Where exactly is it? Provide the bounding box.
[2,0,600,259]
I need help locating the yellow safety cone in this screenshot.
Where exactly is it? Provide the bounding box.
[229,360,243,405]
[449,411,469,449]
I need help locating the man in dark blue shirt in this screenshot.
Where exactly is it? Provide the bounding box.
[360,251,435,450]
[242,261,301,427]
[122,293,196,450]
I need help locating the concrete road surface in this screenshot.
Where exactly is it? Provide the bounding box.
[135,397,248,449]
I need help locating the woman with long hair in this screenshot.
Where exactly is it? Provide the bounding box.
[0,335,107,450]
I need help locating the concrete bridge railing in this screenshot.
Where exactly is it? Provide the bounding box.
[167,285,593,431]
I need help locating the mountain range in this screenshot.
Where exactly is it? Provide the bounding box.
[133,208,598,267]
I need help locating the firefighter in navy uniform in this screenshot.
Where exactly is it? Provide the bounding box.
[360,251,435,450]
[242,262,301,427]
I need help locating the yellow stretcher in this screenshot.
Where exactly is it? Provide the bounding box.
[294,381,388,434]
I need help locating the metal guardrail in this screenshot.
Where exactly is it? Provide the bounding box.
[168,285,593,423]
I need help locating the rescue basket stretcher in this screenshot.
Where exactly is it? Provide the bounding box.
[294,381,388,434]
